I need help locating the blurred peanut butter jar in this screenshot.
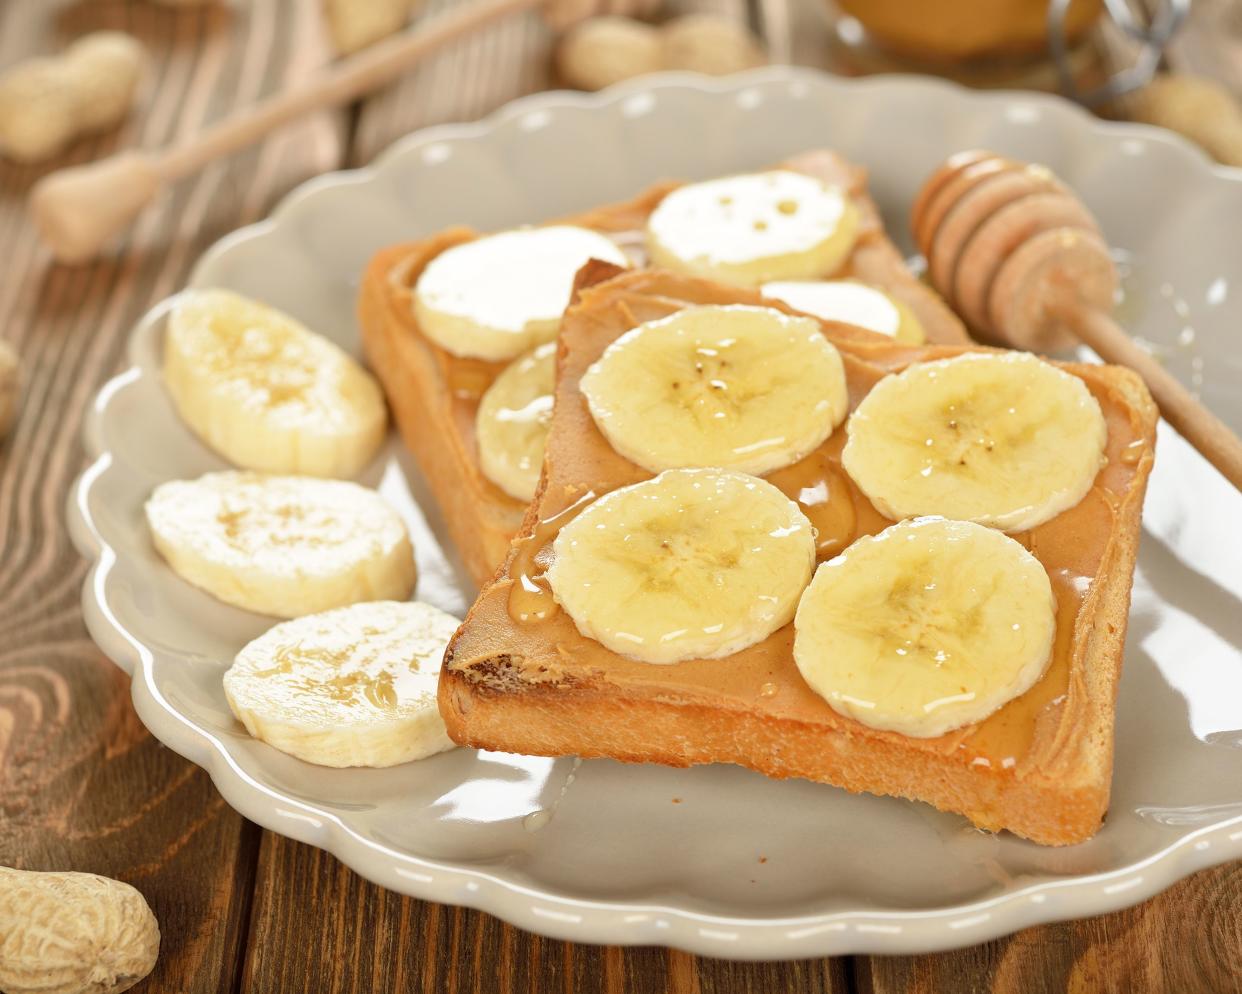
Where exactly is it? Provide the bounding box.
[829,0,1102,88]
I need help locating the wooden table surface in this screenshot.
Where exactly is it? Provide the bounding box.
[1,1,1239,991]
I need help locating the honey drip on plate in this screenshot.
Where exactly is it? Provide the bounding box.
[507,491,598,624]
[766,451,858,558]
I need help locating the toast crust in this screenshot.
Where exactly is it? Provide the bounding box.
[440,267,1159,847]
[358,151,969,587]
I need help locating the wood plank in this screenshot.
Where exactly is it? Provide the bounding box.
[859,862,1242,994]
[349,0,554,167]
[241,832,850,993]
[0,1,346,991]
[240,833,613,993]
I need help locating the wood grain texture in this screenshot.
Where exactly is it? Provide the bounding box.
[348,0,746,168]
[240,832,850,993]
[0,1,343,991]
[860,862,1242,994]
[350,0,554,166]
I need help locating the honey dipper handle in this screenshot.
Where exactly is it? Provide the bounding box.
[1054,302,1242,492]
[30,0,546,262]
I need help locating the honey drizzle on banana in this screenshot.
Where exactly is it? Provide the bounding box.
[506,442,872,628]
[506,490,598,623]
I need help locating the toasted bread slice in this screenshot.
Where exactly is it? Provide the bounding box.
[358,151,969,586]
[439,265,1158,846]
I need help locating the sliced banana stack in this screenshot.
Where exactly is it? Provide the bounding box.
[224,600,459,767]
[547,468,815,664]
[646,170,859,287]
[760,279,926,344]
[842,352,1107,532]
[476,342,555,501]
[794,517,1057,738]
[413,226,629,361]
[580,305,848,475]
[146,471,416,617]
[164,289,386,478]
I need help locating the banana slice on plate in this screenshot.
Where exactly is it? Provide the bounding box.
[164,289,386,478]
[760,279,926,344]
[580,304,848,475]
[146,471,416,617]
[476,342,555,501]
[842,352,1107,532]
[794,517,1056,738]
[547,468,815,664]
[413,226,629,361]
[223,600,459,767]
[646,171,859,287]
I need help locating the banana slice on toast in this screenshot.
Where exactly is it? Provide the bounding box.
[580,304,848,476]
[547,468,815,664]
[842,352,1107,532]
[647,171,859,286]
[146,471,416,617]
[224,600,459,767]
[476,343,555,501]
[761,279,926,343]
[794,517,1057,738]
[413,226,628,361]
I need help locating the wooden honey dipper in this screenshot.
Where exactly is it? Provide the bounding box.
[912,149,1242,492]
[28,0,659,264]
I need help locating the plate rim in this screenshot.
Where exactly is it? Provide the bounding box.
[68,66,1242,959]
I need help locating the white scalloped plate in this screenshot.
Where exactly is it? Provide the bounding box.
[68,69,1242,959]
